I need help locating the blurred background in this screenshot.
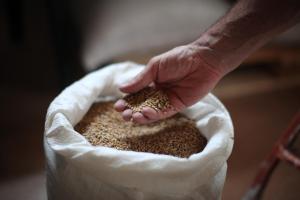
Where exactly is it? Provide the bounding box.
[0,0,300,199]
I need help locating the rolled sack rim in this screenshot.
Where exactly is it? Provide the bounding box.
[44,62,234,195]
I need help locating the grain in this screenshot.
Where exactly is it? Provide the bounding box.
[123,87,171,112]
[75,101,206,158]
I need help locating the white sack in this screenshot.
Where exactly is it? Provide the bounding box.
[44,62,234,200]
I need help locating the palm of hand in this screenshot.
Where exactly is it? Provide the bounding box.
[115,45,222,124]
[153,45,221,111]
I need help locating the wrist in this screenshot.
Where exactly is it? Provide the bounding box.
[191,31,244,75]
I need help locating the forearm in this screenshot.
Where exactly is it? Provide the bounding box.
[193,0,300,74]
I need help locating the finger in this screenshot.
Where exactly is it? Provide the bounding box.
[114,99,127,112]
[120,59,158,93]
[140,90,184,122]
[142,106,178,123]
[165,89,186,112]
[132,112,147,124]
[145,107,177,123]
[141,107,159,120]
[156,107,178,120]
[122,109,133,121]
[132,112,155,124]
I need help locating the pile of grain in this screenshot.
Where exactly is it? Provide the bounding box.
[75,101,206,158]
[123,87,171,112]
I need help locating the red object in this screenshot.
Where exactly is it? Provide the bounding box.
[243,111,300,200]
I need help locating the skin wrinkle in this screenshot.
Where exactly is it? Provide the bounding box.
[115,0,300,124]
[172,92,187,109]
[152,58,160,85]
[192,48,223,78]
[196,0,300,72]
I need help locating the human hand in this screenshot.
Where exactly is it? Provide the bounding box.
[114,44,225,124]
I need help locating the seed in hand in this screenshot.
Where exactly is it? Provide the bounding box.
[123,87,172,113]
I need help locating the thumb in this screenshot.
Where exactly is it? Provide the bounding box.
[120,61,158,93]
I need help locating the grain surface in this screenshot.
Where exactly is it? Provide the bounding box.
[123,87,171,112]
[75,101,206,158]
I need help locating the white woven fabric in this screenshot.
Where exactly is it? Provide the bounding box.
[44,62,234,200]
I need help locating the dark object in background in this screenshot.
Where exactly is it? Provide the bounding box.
[46,0,84,89]
[3,0,24,44]
[2,0,84,90]
[243,111,300,200]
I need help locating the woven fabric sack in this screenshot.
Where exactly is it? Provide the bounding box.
[44,62,234,200]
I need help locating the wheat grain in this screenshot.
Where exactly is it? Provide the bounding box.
[75,101,206,158]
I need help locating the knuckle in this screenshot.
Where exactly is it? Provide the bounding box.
[148,57,159,66]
